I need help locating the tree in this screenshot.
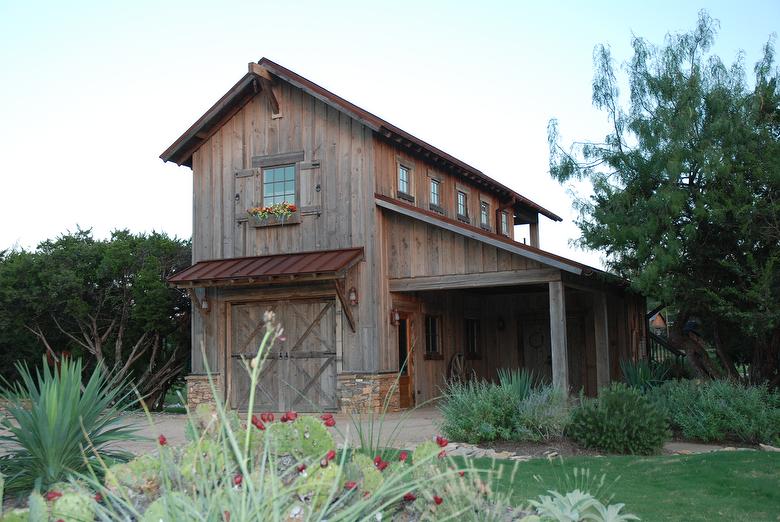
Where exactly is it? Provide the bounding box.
[0,229,192,408]
[548,11,780,383]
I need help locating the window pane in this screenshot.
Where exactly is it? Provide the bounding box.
[481,202,489,224]
[285,166,295,180]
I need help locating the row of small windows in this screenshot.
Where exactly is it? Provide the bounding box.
[399,165,511,236]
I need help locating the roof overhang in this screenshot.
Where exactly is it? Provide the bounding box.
[376,193,626,287]
[160,58,561,222]
[168,248,364,288]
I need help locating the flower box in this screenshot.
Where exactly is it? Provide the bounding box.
[247,202,300,227]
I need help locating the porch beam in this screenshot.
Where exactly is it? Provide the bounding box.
[594,291,610,391]
[529,223,540,248]
[389,268,560,292]
[548,281,569,392]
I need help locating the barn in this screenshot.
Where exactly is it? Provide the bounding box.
[161,59,646,412]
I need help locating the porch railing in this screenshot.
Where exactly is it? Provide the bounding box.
[648,331,685,366]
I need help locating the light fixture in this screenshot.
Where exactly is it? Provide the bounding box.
[348,286,358,306]
[201,298,209,311]
[391,309,400,325]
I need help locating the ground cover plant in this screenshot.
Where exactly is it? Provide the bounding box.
[568,384,668,455]
[649,379,780,444]
[0,357,138,495]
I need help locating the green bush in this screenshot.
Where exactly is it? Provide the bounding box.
[620,359,669,392]
[438,379,518,443]
[514,385,571,442]
[0,357,138,494]
[648,379,780,444]
[439,371,571,443]
[569,384,668,455]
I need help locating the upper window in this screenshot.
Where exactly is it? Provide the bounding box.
[500,211,510,235]
[430,179,440,206]
[457,191,468,217]
[425,315,441,358]
[480,201,490,227]
[263,165,296,206]
[398,165,411,195]
[465,318,480,359]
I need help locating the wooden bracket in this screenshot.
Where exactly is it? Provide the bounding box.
[248,63,282,118]
[334,280,356,333]
[187,288,210,316]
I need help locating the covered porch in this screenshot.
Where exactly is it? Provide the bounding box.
[387,270,646,405]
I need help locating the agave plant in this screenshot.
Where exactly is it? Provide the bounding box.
[0,357,139,494]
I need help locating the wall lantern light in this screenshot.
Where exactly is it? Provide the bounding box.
[348,286,358,306]
[390,309,400,326]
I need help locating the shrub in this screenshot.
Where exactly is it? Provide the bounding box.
[569,384,668,454]
[438,378,519,443]
[529,489,639,522]
[648,379,780,444]
[497,367,535,402]
[0,357,138,494]
[620,359,669,392]
[513,385,571,442]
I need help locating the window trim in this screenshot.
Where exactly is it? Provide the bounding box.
[396,160,415,203]
[248,152,303,227]
[456,190,469,223]
[464,318,481,360]
[424,314,443,360]
[480,200,491,230]
[500,211,510,236]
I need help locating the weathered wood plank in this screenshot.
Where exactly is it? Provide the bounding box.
[389,268,560,292]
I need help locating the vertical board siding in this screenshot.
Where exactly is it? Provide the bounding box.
[192,83,379,375]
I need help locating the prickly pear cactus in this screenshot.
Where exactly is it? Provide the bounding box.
[27,492,46,522]
[179,439,231,484]
[141,492,190,522]
[348,454,384,494]
[105,454,162,496]
[0,508,30,522]
[292,416,334,459]
[412,440,443,480]
[50,491,95,522]
[266,422,298,456]
[297,463,341,510]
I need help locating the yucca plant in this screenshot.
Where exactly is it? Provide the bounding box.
[0,357,139,494]
[497,367,536,401]
[620,359,668,392]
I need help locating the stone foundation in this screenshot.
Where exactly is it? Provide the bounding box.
[185,373,221,411]
[337,373,401,413]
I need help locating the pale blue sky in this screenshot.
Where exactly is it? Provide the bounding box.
[1,1,777,267]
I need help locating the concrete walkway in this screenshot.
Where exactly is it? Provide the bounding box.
[118,407,443,455]
[115,408,761,458]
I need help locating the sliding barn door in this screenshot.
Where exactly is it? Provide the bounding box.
[229,299,337,412]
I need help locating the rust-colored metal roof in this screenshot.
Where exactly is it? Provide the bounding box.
[159,58,562,222]
[168,247,364,288]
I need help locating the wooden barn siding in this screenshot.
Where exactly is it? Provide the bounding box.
[373,140,512,239]
[189,82,380,374]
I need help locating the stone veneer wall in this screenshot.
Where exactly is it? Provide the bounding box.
[337,373,401,413]
[185,373,221,411]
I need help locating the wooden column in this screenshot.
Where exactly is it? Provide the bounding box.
[594,292,610,391]
[529,223,540,248]
[548,281,569,392]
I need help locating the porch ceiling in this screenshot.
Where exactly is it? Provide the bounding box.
[389,268,561,292]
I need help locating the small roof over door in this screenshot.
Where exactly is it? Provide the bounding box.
[168,248,364,288]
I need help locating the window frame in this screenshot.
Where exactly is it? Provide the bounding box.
[500,211,510,236]
[262,164,297,207]
[424,314,443,360]
[396,159,415,203]
[428,177,445,214]
[480,200,490,230]
[249,151,303,227]
[456,190,469,223]
[464,318,481,360]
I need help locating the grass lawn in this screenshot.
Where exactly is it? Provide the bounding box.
[465,451,780,522]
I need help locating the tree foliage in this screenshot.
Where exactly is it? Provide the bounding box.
[0,229,191,407]
[548,12,780,383]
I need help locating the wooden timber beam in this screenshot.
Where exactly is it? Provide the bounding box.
[333,280,356,332]
[186,288,210,316]
[389,268,560,292]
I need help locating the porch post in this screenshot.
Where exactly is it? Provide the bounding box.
[548,281,569,392]
[594,292,610,391]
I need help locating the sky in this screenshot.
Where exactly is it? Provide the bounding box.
[1,0,778,269]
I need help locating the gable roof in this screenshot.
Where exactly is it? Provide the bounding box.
[160,58,562,222]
